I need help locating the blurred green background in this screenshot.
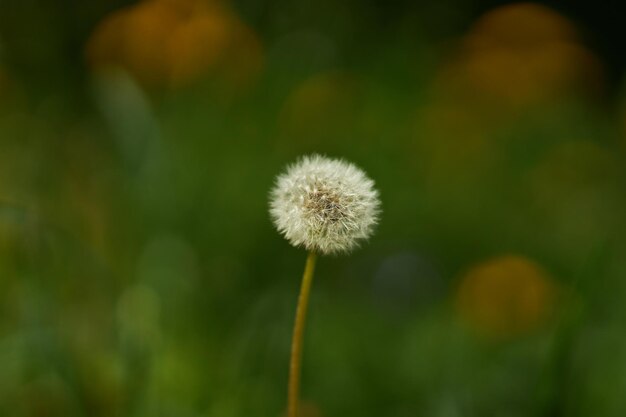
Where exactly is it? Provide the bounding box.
[1,1,626,416]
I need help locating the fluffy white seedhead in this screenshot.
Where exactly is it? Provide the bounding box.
[270,155,380,255]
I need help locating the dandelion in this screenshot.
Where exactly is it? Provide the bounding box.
[269,154,380,417]
[270,154,380,255]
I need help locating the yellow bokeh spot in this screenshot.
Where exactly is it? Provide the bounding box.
[456,255,557,339]
[462,41,600,106]
[466,2,578,49]
[86,0,263,89]
[436,2,603,107]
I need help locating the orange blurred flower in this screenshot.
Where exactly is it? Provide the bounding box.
[456,255,557,339]
[467,2,577,49]
[436,3,603,108]
[86,0,263,89]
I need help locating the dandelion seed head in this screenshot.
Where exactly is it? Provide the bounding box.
[270,155,380,255]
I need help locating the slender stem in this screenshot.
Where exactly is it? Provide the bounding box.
[287,251,317,417]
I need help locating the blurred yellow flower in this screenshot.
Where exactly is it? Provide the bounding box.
[456,255,557,339]
[436,3,603,108]
[467,2,577,48]
[86,0,263,89]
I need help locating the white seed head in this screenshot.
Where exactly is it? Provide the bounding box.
[269,155,381,255]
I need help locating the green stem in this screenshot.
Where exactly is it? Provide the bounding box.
[287,251,317,417]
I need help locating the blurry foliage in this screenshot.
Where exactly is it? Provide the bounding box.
[1,1,626,416]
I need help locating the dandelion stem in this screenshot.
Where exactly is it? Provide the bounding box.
[287,251,317,417]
